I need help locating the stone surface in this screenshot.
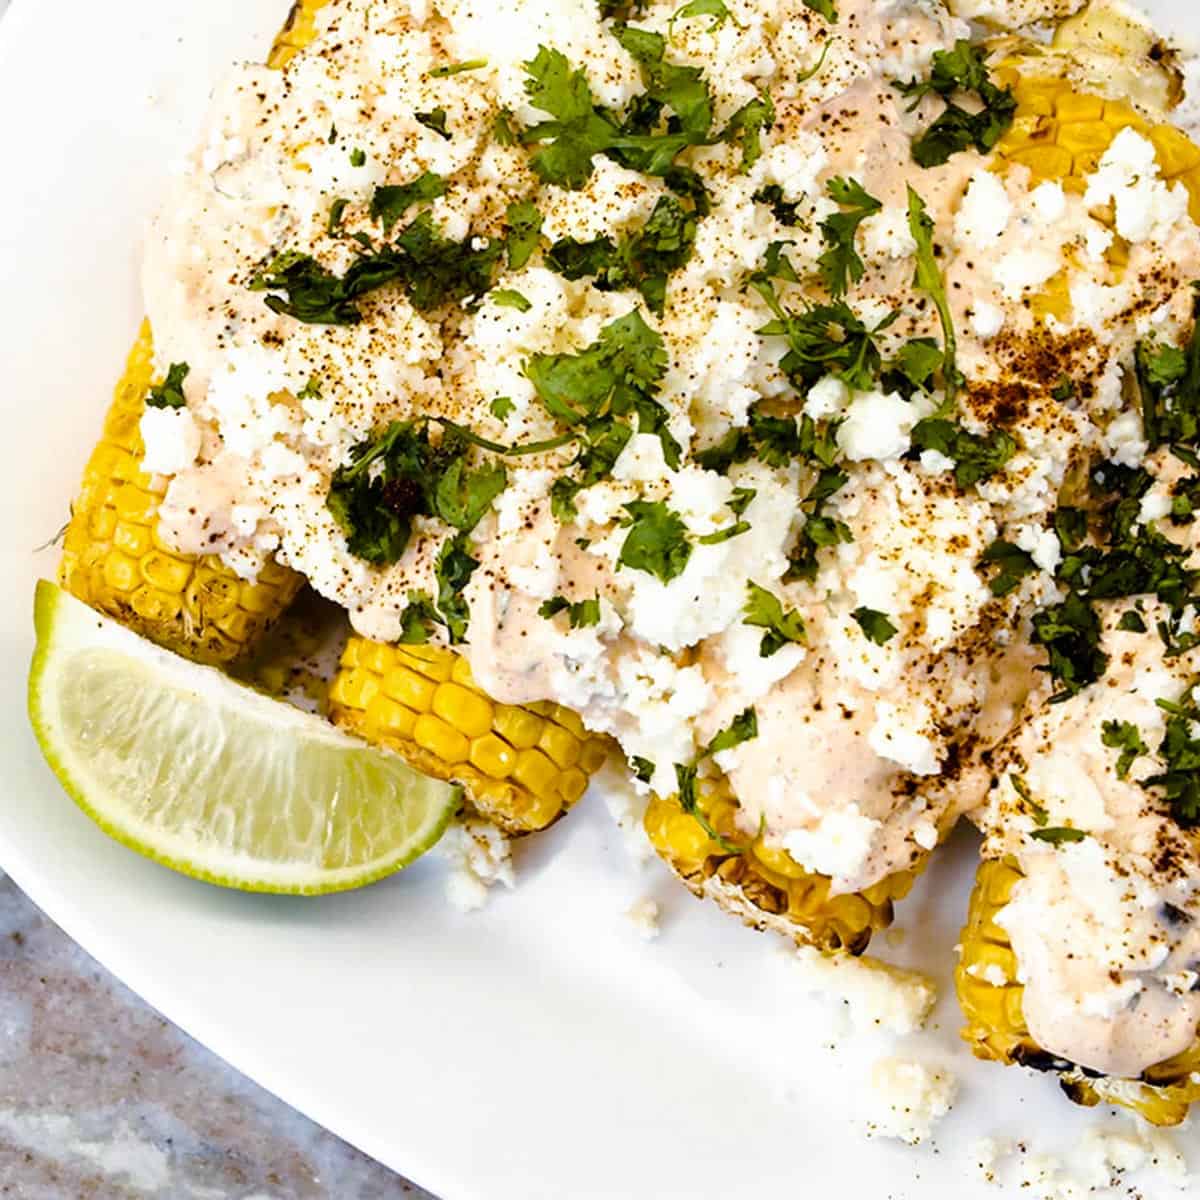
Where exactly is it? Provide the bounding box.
[0,875,436,1199]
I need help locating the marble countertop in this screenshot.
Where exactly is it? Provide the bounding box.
[0,874,435,1199]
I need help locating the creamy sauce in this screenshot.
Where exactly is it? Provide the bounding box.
[139,0,1200,1073]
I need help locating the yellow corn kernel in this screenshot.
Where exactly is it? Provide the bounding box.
[329,635,609,835]
[956,858,1200,1126]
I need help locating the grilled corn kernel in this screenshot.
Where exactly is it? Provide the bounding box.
[956,858,1200,1126]
[329,636,609,835]
[59,323,302,665]
[644,778,918,954]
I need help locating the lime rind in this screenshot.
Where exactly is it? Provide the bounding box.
[28,579,461,894]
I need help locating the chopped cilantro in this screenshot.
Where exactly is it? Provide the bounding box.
[250,212,503,322]
[145,362,189,410]
[893,40,1016,167]
[349,147,366,167]
[703,707,758,757]
[326,421,505,565]
[906,186,958,405]
[617,500,692,582]
[669,0,738,35]
[370,172,446,233]
[818,177,881,298]
[1031,591,1107,702]
[750,276,897,392]
[631,755,655,784]
[744,581,806,656]
[910,418,1014,489]
[1030,826,1087,845]
[980,539,1037,597]
[492,289,532,312]
[492,109,520,146]
[721,91,775,171]
[434,534,478,644]
[1145,692,1200,826]
[1135,289,1200,450]
[546,194,697,314]
[1051,378,1075,402]
[888,337,943,396]
[1010,774,1048,826]
[1118,608,1147,633]
[796,38,833,83]
[525,308,677,496]
[415,108,450,140]
[429,59,487,78]
[675,763,741,853]
[490,396,516,421]
[852,606,898,645]
[326,196,349,235]
[753,183,801,226]
[1054,506,1088,553]
[521,46,620,188]
[296,376,322,401]
[1101,719,1148,780]
[539,595,602,627]
[614,25,714,146]
[504,200,542,271]
[801,0,837,19]
[398,592,439,644]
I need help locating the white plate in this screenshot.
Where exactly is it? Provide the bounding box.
[0,3,1196,1198]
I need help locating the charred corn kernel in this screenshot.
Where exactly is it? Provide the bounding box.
[956,858,1200,1127]
[59,324,302,665]
[329,636,608,835]
[268,0,333,68]
[644,777,918,954]
[991,72,1200,324]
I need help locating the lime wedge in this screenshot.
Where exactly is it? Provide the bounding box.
[27,580,460,893]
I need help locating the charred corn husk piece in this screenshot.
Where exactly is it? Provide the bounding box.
[329,636,609,835]
[956,859,1200,1126]
[59,323,302,665]
[644,777,918,954]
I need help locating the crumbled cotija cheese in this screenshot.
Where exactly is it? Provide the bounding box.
[866,1057,957,1145]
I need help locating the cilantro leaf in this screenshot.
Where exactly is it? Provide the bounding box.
[492,289,532,312]
[545,194,696,313]
[429,59,487,78]
[1135,289,1200,450]
[980,539,1037,597]
[521,46,620,188]
[349,147,366,167]
[1031,591,1107,702]
[906,186,958,405]
[1030,826,1087,845]
[370,172,446,233]
[1118,609,1147,633]
[910,418,1014,489]
[801,0,836,19]
[818,176,881,298]
[675,763,740,852]
[669,0,737,35]
[721,91,775,171]
[894,40,1016,167]
[251,212,502,323]
[434,458,507,531]
[703,707,758,757]
[146,362,189,410]
[415,108,450,140]
[614,25,714,144]
[490,396,516,420]
[1146,693,1200,826]
[539,595,602,627]
[631,755,655,783]
[744,581,806,656]
[750,277,897,392]
[434,533,479,643]
[618,500,692,582]
[504,199,542,270]
[1101,719,1148,780]
[398,592,440,644]
[852,606,898,645]
[326,197,349,236]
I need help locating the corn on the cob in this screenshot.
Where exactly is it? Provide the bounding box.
[329,635,609,835]
[59,323,302,666]
[956,858,1200,1126]
[644,778,918,954]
